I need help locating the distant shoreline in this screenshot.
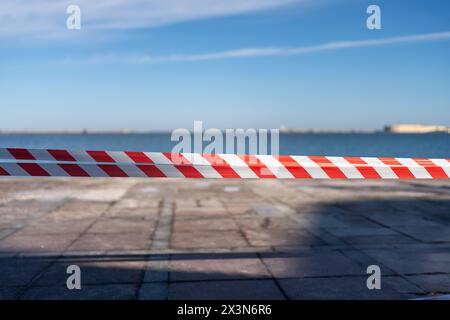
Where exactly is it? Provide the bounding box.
[0,130,448,135]
[0,130,170,135]
[1,124,449,135]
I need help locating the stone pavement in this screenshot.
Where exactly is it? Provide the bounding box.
[0,178,450,299]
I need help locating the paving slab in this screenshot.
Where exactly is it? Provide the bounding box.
[391,226,450,243]
[20,284,138,300]
[0,258,53,287]
[168,280,285,300]
[142,255,170,283]
[87,218,156,234]
[0,286,22,299]
[67,233,151,252]
[171,231,248,250]
[236,216,303,230]
[244,229,323,247]
[406,274,450,293]
[169,253,270,282]
[338,234,417,246]
[45,201,110,220]
[363,247,450,275]
[34,260,146,286]
[278,277,406,300]
[173,218,238,232]
[0,233,80,253]
[138,283,168,300]
[382,276,425,296]
[261,250,364,278]
[18,219,94,235]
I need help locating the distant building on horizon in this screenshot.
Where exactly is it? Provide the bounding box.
[384,123,450,134]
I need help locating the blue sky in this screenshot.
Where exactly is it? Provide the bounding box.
[1,0,450,131]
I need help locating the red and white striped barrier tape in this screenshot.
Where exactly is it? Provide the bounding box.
[0,147,449,179]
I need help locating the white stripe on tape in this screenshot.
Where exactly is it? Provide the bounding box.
[218,154,258,179]
[290,156,329,179]
[396,158,432,179]
[326,156,364,179]
[361,157,398,179]
[255,155,294,179]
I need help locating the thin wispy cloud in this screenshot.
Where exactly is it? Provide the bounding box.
[59,31,450,65]
[0,0,300,38]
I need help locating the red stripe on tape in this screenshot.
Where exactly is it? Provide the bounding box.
[176,165,204,178]
[379,158,415,179]
[7,148,36,160]
[163,153,203,178]
[0,166,10,176]
[414,158,449,179]
[309,156,346,179]
[87,151,115,163]
[203,154,240,178]
[98,164,128,177]
[345,157,381,179]
[18,163,50,176]
[137,165,166,178]
[240,155,276,178]
[59,164,90,177]
[48,149,76,162]
[126,152,154,164]
[277,156,312,178]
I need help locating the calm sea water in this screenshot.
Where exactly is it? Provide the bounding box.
[0,133,449,158]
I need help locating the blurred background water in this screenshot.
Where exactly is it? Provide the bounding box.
[0,133,449,158]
